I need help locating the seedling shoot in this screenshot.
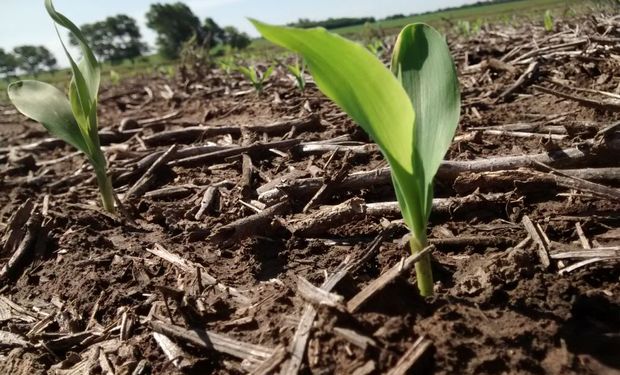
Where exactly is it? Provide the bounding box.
[250,20,461,296]
[7,0,115,213]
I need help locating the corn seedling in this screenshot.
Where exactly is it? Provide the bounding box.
[251,20,460,296]
[471,18,485,34]
[218,56,237,76]
[456,19,471,36]
[366,39,384,57]
[285,58,306,92]
[238,65,274,94]
[8,0,115,213]
[166,65,176,79]
[109,70,121,85]
[544,10,554,32]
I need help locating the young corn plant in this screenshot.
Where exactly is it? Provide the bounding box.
[544,10,554,32]
[238,65,274,94]
[218,56,237,76]
[7,0,115,213]
[109,70,121,85]
[456,20,471,36]
[250,20,460,296]
[366,39,384,57]
[285,58,306,92]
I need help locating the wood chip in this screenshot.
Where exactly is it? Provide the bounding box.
[297,276,344,308]
[150,320,273,365]
[0,331,30,348]
[386,336,432,375]
[347,246,434,313]
[152,332,195,369]
[521,216,551,268]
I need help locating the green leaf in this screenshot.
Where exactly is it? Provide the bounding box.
[391,24,460,222]
[44,0,100,102]
[46,0,101,151]
[7,80,88,153]
[287,64,300,76]
[238,66,256,83]
[252,20,425,230]
[250,19,423,229]
[544,10,554,32]
[262,65,274,81]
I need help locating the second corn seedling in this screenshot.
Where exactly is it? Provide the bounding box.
[251,20,460,297]
[238,65,274,94]
[8,0,115,213]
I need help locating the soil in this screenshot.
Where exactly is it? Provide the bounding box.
[1,11,620,375]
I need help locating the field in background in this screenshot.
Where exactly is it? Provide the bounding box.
[0,54,173,103]
[0,0,606,102]
[246,0,593,54]
[335,0,583,35]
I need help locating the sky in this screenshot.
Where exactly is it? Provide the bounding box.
[0,0,477,65]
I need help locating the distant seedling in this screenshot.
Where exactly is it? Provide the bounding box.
[218,56,237,76]
[7,0,115,213]
[251,20,460,297]
[110,70,121,85]
[238,65,274,94]
[366,39,384,57]
[456,19,471,36]
[285,58,306,92]
[544,10,554,32]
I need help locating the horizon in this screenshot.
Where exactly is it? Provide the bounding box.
[0,0,478,66]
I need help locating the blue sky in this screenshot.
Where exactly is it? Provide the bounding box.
[1,0,476,63]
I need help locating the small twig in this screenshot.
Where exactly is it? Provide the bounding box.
[0,211,42,281]
[385,336,432,375]
[558,258,607,275]
[150,321,274,365]
[521,216,551,268]
[296,276,344,308]
[152,332,194,370]
[550,247,620,259]
[533,85,620,112]
[170,139,300,167]
[195,186,219,220]
[210,200,291,243]
[332,327,377,350]
[482,129,566,140]
[497,61,539,101]
[240,153,254,192]
[126,144,178,198]
[575,222,591,250]
[147,244,250,305]
[347,246,434,313]
[282,257,351,375]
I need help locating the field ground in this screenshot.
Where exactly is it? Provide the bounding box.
[1,4,620,375]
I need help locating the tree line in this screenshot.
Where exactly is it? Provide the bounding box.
[0,46,56,78]
[0,1,251,78]
[287,17,377,30]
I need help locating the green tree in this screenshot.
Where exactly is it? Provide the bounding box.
[203,17,225,47]
[222,26,251,49]
[13,45,56,76]
[0,48,18,79]
[69,14,147,63]
[146,2,203,58]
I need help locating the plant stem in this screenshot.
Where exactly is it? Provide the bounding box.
[409,233,433,297]
[95,170,115,214]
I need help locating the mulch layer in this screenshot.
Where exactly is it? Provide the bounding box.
[1,11,619,375]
